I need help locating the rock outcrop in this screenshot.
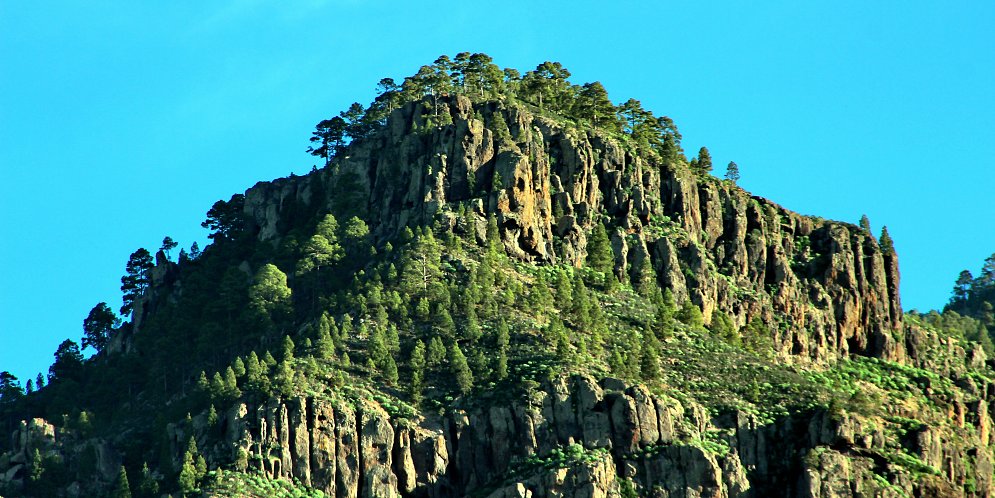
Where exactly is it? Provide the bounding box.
[241,95,901,366]
[156,366,993,498]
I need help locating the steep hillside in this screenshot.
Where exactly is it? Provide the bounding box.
[1,54,992,498]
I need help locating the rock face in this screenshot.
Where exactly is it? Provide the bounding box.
[167,367,991,498]
[242,95,901,366]
[0,417,120,495]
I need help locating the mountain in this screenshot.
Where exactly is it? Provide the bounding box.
[1,54,993,498]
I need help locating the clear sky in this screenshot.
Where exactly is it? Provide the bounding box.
[1,1,993,385]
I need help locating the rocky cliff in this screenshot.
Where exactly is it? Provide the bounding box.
[168,331,993,498]
[243,95,902,367]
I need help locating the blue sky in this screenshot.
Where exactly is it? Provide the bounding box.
[1,1,993,384]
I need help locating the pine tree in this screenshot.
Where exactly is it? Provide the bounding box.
[654,288,677,339]
[640,332,661,381]
[138,462,159,498]
[709,312,738,345]
[427,337,446,367]
[570,275,592,330]
[196,371,209,394]
[245,352,262,387]
[586,223,614,275]
[486,213,501,254]
[464,308,482,341]
[120,248,154,316]
[409,340,427,404]
[495,318,510,380]
[82,302,119,353]
[160,236,178,259]
[449,341,473,394]
[692,146,712,174]
[859,214,871,233]
[207,404,218,427]
[952,270,975,307]
[724,161,740,183]
[879,226,895,255]
[177,439,198,495]
[383,355,399,385]
[232,357,246,378]
[281,335,296,362]
[209,373,225,400]
[316,314,336,360]
[29,448,44,485]
[223,367,241,399]
[110,465,132,498]
[247,264,293,332]
[676,300,705,329]
[633,256,657,297]
[554,269,573,311]
[195,455,207,480]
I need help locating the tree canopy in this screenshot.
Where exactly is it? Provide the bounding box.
[82,302,119,353]
[120,248,154,316]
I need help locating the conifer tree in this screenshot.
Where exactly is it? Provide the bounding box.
[275,360,294,396]
[570,274,592,330]
[120,248,154,316]
[368,326,389,370]
[263,350,277,367]
[383,354,399,385]
[409,340,427,404]
[586,223,614,276]
[245,352,262,386]
[724,161,740,183]
[495,318,510,380]
[177,439,198,495]
[82,302,119,353]
[640,332,661,381]
[207,404,218,427]
[316,314,335,360]
[554,269,573,311]
[427,337,446,367]
[879,226,895,255]
[232,357,246,377]
[634,256,658,297]
[486,213,501,254]
[449,341,473,394]
[281,335,296,362]
[677,300,705,330]
[160,236,178,260]
[709,312,738,345]
[654,288,677,339]
[859,214,871,233]
[138,462,159,498]
[210,372,225,400]
[196,371,209,395]
[691,146,712,174]
[110,465,132,498]
[247,264,293,331]
[223,367,240,399]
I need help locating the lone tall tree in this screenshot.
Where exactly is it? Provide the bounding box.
[724,161,740,183]
[307,117,347,166]
[690,146,713,174]
[82,302,119,353]
[120,248,154,316]
[49,339,84,382]
[201,194,246,243]
[586,223,614,276]
[160,236,178,259]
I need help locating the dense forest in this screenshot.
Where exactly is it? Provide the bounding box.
[2,54,994,498]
